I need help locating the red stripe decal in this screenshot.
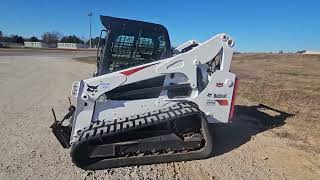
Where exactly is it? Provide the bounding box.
[120,63,159,76]
[229,78,239,120]
[216,99,228,106]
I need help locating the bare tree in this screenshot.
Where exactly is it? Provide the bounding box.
[85,37,102,47]
[41,31,61,44]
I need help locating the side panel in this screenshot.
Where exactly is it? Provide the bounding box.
[194,71,236,123]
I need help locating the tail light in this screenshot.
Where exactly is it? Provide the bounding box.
[229,78,239,121]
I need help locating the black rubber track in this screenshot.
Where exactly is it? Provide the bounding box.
[70,102,213,170]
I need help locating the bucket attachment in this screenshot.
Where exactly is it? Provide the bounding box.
[50,104,75,148]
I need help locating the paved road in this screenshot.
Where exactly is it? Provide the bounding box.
[0,48,96,56]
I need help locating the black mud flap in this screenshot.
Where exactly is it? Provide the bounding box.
[50,122,72,148]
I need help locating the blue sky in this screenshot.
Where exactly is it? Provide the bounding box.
[0,0,319,52]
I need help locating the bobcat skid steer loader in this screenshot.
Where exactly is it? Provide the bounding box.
[50,15,239,170]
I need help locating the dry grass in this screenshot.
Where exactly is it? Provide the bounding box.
[232,53,320,140]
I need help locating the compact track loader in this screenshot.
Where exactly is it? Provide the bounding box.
[51,15,239,170]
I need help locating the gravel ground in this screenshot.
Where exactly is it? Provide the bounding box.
[0,49,319,179]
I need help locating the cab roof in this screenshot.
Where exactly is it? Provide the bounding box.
[100,15,170,36]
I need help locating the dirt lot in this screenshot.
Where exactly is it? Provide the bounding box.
[0,49,319,179]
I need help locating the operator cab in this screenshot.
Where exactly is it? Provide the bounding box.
[96,16,172,76]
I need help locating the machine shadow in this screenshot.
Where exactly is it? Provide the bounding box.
[209,104,294,157]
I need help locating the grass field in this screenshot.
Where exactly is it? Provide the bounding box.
[232,53,320,152]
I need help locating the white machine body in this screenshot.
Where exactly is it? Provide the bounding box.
[70,33,238,144]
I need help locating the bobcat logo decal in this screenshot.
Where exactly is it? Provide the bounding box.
[87,85,99,93]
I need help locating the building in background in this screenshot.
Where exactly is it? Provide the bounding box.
[302,50,320,55]
[57,43,89,49]
[24,42,50,48]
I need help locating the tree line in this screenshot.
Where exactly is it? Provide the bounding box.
[0,30,101,46]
